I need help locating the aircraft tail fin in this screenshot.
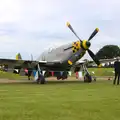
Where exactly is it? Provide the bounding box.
[16,53,22,60]
[13,53,22,74]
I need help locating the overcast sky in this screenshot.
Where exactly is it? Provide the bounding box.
[0,0,120,60]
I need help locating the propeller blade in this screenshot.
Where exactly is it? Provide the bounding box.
[66,22,82,42]
[87,49,101,67]
[68,50,81,65]
[88,28,99,41]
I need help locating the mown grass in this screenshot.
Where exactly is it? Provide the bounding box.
[0,68,115,81]
[0,71,22,80]
[72,68,114,77]
[0,80,120,120]
[88,68,114,76]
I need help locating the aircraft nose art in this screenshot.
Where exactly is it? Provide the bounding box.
[72,41,80,53]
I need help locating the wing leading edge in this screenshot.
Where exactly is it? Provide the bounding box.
[0,59,41,69]
[0,58,62,70]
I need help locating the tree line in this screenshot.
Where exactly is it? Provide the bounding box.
[96,45,120,59]
[87,45,120,68]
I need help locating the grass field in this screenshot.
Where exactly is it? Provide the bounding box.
[88,68,114,76]
[0,79,120,120]
[0,67,115,81]
[70,68,114,77]
[0,71,25,80]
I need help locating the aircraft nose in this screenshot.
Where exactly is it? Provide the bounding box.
[81,40,91,50]
[86,41,91,48]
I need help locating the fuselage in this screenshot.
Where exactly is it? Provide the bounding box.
[37,40,86,65]
[13,40,91,80]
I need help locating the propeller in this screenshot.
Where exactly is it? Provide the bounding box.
[66,22,82,42]
[87,49,100,65]
[66,22,101,67]
[88,28,99,41]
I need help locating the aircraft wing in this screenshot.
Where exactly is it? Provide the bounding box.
[0,58,62,70]
[0,59,37,68]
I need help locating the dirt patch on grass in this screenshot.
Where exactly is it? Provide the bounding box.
[0,76,114,84]
[0,79,31,83]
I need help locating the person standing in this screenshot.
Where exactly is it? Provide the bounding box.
[113,58,120,85]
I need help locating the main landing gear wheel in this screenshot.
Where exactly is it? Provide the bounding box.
[37,74,46,84]
[84,73,92,83]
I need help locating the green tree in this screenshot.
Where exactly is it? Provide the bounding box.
[96,45,120,59]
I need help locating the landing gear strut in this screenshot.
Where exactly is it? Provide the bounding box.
[36,64,46,84]
[82,64,92,83]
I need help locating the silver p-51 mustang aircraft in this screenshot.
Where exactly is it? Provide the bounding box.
[0,22,101,84]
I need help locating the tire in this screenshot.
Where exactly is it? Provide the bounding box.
[84,74,92,83]
[40,75,45,84]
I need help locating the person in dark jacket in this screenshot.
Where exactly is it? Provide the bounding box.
[113,58,120,85]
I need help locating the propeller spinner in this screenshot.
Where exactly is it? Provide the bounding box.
[66,22,101,67]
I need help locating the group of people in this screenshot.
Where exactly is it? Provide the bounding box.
[113,58,120,85]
